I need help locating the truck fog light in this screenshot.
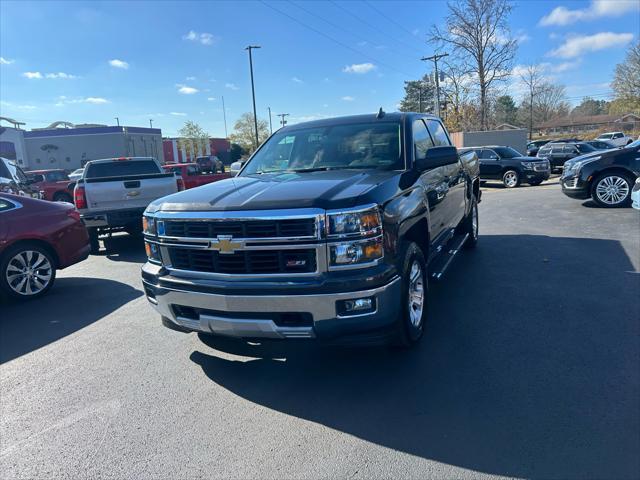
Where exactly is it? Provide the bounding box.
[145,242,161,263]
[337,297,375,316]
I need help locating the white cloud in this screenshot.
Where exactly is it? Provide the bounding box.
[225,83,239,90]
[207,97,216,101]
[84,97,109,104]
[186,76,196,81]
[540,0,639,26]
[0,57,14,65]
[109,59,129,69]
[552,60,581,72]
[45,72,78,79]
[22,71,43,79]
[176,84,199,94]
[343,63,376,74]
[549,32,634,58]
[183,30,218,46]
[341,96,355,101]
[292,76,303,83]
[170,112,187,116]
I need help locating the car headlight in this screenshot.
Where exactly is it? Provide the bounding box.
[329,236,383,269]
[326,205,381,238]
[566,156,601,174]
[142,216,156,235]
[521,162,534,170]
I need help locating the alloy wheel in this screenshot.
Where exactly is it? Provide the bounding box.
[504,171,518,188]
[5,250,53,296]
[408,260,424,328]
[596,176,629,205]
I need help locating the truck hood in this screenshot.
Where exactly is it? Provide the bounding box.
[148,169,404,212]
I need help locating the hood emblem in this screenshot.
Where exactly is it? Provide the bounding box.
[210,235,244,254]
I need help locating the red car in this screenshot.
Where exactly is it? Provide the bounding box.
[0,194,90,300]
[162,163,231,190]
[25,169,74,203]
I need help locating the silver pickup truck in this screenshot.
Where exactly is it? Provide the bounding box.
[74,157,179,253]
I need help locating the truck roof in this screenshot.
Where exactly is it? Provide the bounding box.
[85,156,156,165]
[279,112,440,132]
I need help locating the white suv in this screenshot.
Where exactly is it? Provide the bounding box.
[595,132,634,147]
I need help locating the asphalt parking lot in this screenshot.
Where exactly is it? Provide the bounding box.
[1,182,639,479]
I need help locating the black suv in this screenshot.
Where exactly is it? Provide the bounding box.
[460,145,550,188]
[561,139,640,207]
[142,112,481,347]
[537,142,597,171]
[526,140,550,157]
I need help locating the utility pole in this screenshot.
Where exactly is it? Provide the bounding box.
[245,45,261,149]
[222,95,228,138]
[114,117,120,127]
[149,119,153,128]
[277,113,289,128]
[421,53,448,116]
[268,107,273,134]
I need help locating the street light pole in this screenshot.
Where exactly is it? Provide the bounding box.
[221,95,228,138]
[149,119,153,128]
[245,45,261,149]
[421,53,448,116]
[114,117,120,127]
[268,107,273,134]
[277,113,289,128]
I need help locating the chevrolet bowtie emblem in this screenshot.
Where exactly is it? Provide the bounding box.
[210,236,243,254]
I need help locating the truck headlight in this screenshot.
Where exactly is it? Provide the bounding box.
[521,162,534,170]
[143,216,156,235]
[329,236,383,269]
[326,205,381,238]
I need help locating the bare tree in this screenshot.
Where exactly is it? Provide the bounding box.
[519,64,546,139]
[439,60,478,131]
[429,0,518,130]
[535,83,570,123]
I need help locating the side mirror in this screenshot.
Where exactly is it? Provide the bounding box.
[415,146,459,171]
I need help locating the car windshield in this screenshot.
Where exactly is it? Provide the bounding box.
[241,122,403,175]
[598,134,612,139]
[577,143,597,153]
[493,147,522,158]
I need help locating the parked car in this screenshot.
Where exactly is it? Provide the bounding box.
[68,168,84,182]
[585,140,616,150]
[631,177,640,210]
[537,142,597,171]
[74,157,180,253]
[195,155,224,174]
[460,145,550,188]
[229,160,245,176]
[0,194,90,300]
[162,163,231,190]
[0,157,40,198]
[561,139,640,207]
[25,169,74,203]
[594,131,634,147]
[141,112,481,347]
[526,140,551,157]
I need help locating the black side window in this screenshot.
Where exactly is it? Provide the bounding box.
[480,149,496,159]
[413,119,434,160]
[424,120,451,146]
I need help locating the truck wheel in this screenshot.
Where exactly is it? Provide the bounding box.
[88,228,100,254]
[53,192,73,203]
[392,242,427,347]
[462,198,479,249]
[502,170,520,188]
[0,243,56,300]
[590,172,633,207]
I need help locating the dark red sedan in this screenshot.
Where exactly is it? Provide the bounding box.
[0,194,90,300]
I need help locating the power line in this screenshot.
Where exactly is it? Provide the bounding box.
[260,0,413,77]
[363,0,422,42]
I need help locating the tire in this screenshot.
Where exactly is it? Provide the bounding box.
[52,192,73,203]
[392,242,427,347]
[0,243,57,300]
[88,228,100,254]
[462,197,479,249]
[529,180,543,186]
[502,169,520,188]
[590,172,633,208]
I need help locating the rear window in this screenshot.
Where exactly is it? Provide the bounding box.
[86,159,160,178]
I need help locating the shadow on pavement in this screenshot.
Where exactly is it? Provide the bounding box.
[102,234,147,263]
[191,234,639,479]
[0,277,142,363]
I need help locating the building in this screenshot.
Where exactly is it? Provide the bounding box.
[0,119,164,171]
[535,113,640,136]
[162,137,231,165]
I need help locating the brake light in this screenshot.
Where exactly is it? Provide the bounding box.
[176,177,184,191]
[74,185,87,209]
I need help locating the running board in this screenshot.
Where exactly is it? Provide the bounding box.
[429,233,469,281]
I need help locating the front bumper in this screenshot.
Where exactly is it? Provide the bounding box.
[523,170,550,183]
[80,207,146,228]
[560,173,590,199]
[142,264,401,341]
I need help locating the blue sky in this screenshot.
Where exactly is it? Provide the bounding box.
[1,0,638,137]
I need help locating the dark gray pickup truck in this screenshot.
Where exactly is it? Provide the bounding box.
[141,112,480,346]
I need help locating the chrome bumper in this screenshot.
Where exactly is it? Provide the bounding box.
[142,275,401,340]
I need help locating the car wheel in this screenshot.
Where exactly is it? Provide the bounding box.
[392,242,427,347]
[52,192,73,203]
[529,180,543,186]
[0,244,56,300]
[502,170,520,188]
[591,172,633,207]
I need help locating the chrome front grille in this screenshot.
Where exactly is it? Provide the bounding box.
[163,217,316,239]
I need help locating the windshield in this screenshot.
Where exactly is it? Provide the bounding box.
[577,143,597,153]
[493,147,522,158]
[625,139,640,149]
[241,122,403,175]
